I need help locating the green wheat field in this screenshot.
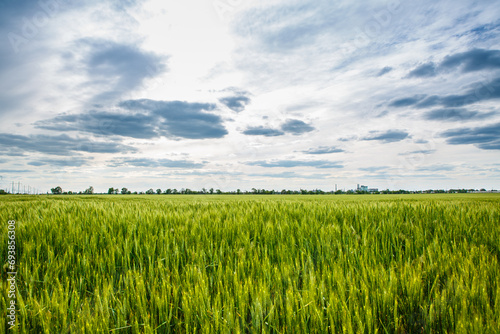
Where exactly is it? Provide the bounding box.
[1,194,499,333]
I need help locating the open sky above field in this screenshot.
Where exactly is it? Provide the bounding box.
[0,0,499,192]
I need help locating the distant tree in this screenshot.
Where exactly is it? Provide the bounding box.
[146,188,155,194]
[172,189,178,194]
[156,188,162,194]
[202,188,207,194]
[237,189,241,194]
[121,187,128,194]
[164,189,172,194]
[209,188,214,194]
[216,189,222,194]
[108,187,115,194]
[0,189,7,195]
[51,186,62,195]
[83,186,94,194]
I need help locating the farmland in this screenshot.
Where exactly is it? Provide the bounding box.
[1,194,499,333]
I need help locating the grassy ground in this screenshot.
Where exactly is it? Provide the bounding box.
[1,194,499,333]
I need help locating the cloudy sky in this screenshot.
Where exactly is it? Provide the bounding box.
[1,0,499,193]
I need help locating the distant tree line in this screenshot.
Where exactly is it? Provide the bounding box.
[50,186,94,195]
[42,186,492,195]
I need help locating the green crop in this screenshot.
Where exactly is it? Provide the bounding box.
[1,194,499,333]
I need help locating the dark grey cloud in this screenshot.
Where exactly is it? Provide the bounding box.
[424,108,495,121]
[77,39,168,103]
[414,96,442,108]
[424,76,500,107]
[389,96,425,107]
[26,161,45,167]
[246,160,343,169]
[0,133,136,156]
[28,158,92,167]
[377,67,393,77]
[120,99,227,139]
[391,76,500,109]
[440,49,500,73]
[406,49,500,78]
[219,95,251,112]
[109,158,205,169]
[280,119,315,135]
[242,126,284,137]
[414,139,429,144]
[407,63,437,78]
[302,146,344,154]
[441,122,500,150]
[0,150,26,157]
[36,99,228,139]
[362,130,409,143]
[35,111,159,139]
[243,119,314,137]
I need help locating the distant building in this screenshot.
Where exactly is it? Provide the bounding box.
[357,185,378,193]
